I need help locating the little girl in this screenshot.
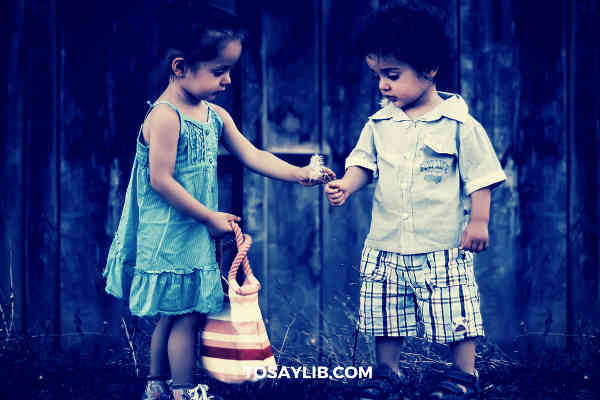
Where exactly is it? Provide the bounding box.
[103,5,334,400]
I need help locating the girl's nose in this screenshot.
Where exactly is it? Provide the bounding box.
[221,72,231,86]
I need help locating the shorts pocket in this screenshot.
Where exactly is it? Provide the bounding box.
[426,249,471,287]
[359,247,387,282]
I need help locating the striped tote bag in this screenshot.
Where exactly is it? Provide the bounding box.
[201,222,276,383]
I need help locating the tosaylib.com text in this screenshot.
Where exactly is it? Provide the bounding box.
[244,366,373,380]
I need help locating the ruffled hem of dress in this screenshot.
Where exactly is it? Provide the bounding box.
[104,255,224,317]
[103,251,134,300]
[129,302,223,317]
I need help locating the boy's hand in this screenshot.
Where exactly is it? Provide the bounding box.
[296,166,336,186]
[325,179,352,206]
[460,218,489,253]
[206,212,241,238]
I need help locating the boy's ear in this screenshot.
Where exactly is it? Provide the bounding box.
[423,68,438,81]
[171,57,186,78]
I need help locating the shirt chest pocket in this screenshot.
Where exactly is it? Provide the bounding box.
[423,133,457,157]
[419,134,457,184]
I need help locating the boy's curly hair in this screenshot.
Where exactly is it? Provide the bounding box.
[357,1,452,78]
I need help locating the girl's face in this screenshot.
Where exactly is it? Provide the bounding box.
[366,54,436,109]
[180,39,242,101]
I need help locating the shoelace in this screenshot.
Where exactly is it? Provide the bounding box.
[196,385,209,400]
[188,384,216,400]
[145,380,170,398]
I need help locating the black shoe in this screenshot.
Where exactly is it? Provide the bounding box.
[425,366,480,400]
[353,364,412,400]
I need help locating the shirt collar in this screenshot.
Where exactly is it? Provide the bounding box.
[368,91,469,123]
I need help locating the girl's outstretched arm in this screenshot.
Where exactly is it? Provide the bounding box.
[212,104,335,185]
[145,105,240,237]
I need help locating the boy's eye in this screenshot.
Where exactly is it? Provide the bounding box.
[213,69,229,76]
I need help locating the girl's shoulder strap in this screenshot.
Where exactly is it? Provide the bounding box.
[204,101,225,130]
[140,100,183,137]
[146,100,183,123]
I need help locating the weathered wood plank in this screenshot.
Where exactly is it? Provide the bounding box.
[513,0,567,346]
[23,0,61,341]
[58,1,117,346]
[567,0,600,336]
[2,0,26,335]
[261,1,322,361]
[460,0,522,344]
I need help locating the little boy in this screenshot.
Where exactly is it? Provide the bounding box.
[325,3,506,399]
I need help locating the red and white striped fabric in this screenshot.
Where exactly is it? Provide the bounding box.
[201,222,276,383]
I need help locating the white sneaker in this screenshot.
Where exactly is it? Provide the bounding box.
[141,380,173,400]
[172,384,223,400]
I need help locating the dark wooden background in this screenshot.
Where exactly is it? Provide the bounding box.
[3,0,600,362]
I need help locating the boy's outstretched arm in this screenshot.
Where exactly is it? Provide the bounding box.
[325,166,372,206]
[460,187,491,252]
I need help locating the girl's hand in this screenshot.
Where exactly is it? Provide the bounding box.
[206,212,241,238]
[296,166,336,186]
[325,179,352,206]
[460,218,489,252]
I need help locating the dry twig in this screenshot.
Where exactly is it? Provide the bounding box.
[121,317,139,376]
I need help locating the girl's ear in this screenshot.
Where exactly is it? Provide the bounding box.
[423,68,438,81]
[171,57,186,78]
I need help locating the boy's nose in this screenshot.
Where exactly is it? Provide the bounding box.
[379,79,390,92]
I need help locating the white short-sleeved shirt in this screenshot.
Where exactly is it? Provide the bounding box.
[345,92,506,254]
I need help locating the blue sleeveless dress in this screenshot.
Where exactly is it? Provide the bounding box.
[103,101,224,316]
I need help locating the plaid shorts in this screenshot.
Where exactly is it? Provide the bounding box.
[358,247,484,344]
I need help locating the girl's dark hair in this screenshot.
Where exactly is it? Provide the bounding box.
[149,2,247,99]
[357,1,451,79]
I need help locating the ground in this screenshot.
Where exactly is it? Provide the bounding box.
[3,329,600,400]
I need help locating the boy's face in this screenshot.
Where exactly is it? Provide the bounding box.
[181,39,242,101]
[366,54,436,109]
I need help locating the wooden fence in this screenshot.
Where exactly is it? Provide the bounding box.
[2,0,600,361]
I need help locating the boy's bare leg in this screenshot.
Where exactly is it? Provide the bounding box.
[449,338,476,375]
[375,336,404,373]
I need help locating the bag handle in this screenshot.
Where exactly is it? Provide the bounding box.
[224,222,261,295]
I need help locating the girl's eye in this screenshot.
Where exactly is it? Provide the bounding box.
[386,73,399,81]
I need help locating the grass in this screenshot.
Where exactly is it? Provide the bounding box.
[2,319,600,400]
